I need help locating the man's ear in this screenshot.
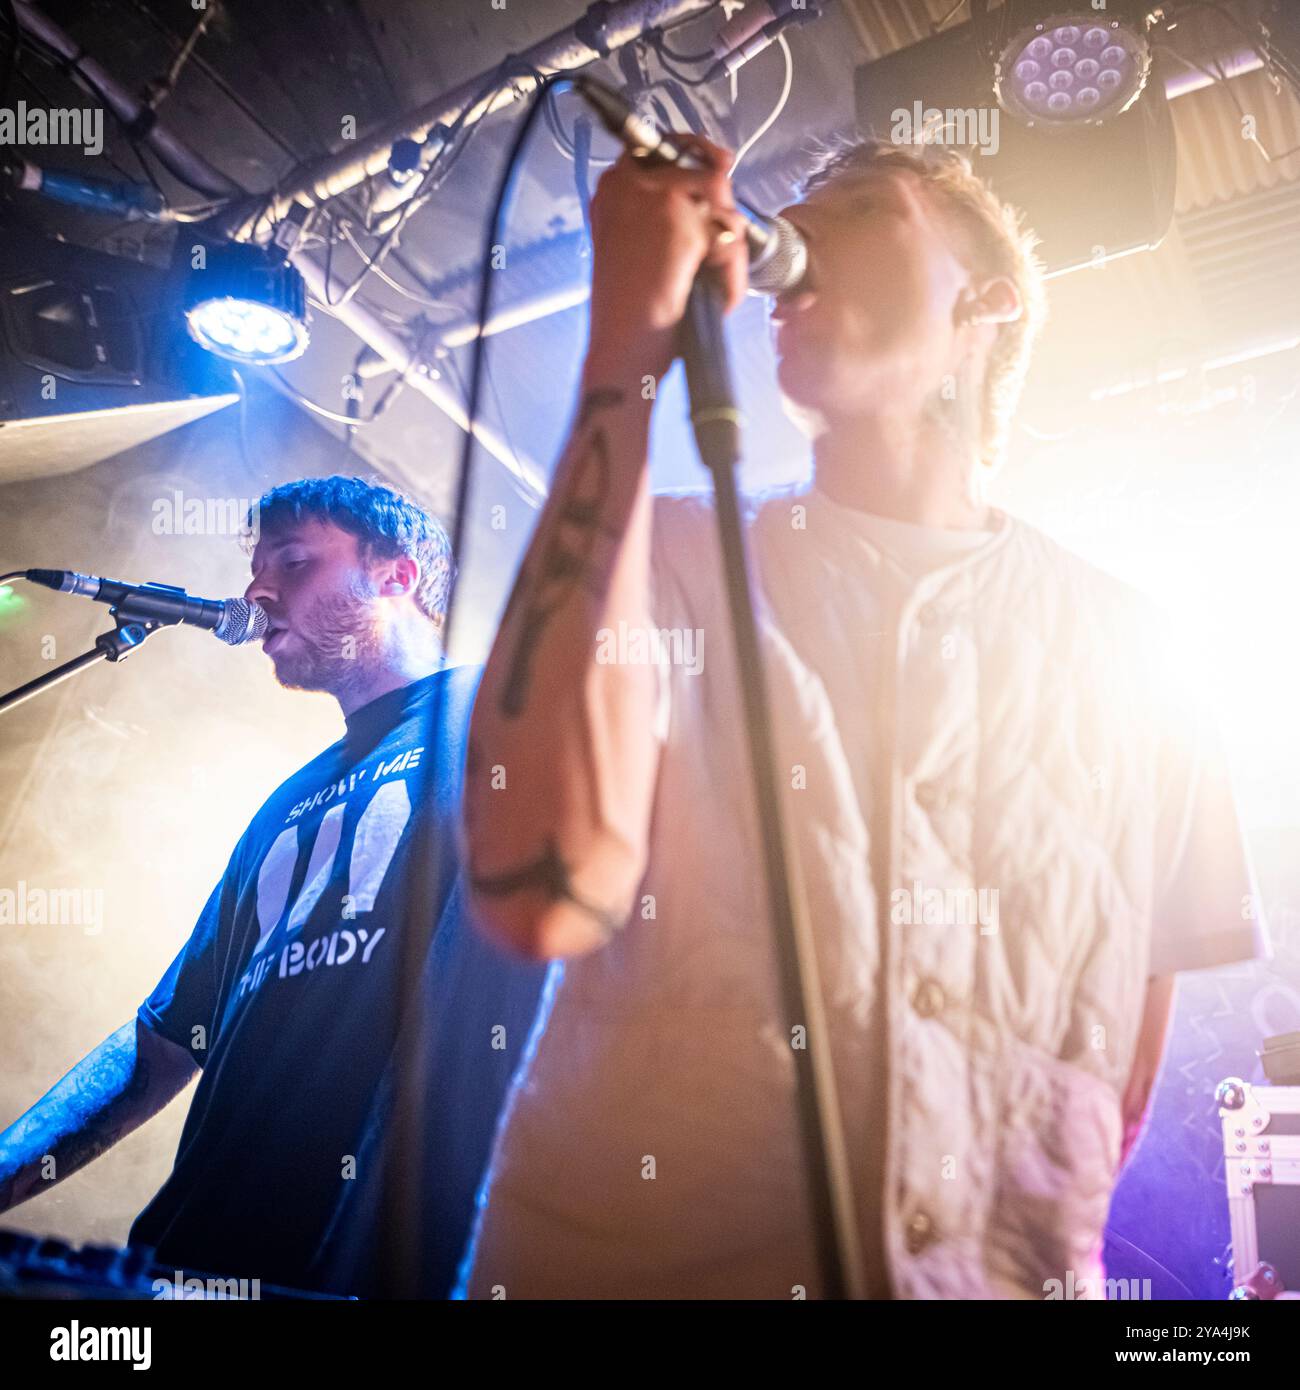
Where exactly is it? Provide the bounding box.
[378,553,422,598]
[958,275,1022,328]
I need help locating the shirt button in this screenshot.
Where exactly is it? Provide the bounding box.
[918,602,942,626]
[912,978,946,1018]
[905,1209,936,1255]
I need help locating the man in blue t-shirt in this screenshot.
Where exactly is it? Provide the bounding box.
[0,475,546,1297]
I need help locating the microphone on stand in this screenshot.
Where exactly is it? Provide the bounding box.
[568,72,861,1304]
[21,570,269,646]
[568,75,809,297]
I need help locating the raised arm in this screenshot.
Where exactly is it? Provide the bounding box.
[0,1017,199,1214]
[463,136,747,960]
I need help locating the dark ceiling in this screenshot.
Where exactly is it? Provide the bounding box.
[3,0,1299,580]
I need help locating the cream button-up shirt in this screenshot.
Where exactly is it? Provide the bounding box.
[463,483,1268,1300]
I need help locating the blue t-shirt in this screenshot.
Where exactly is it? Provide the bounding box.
[129,665,546,1296]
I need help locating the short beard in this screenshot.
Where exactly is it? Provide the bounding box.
[270,575,385,698]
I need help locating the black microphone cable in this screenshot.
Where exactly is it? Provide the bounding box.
[374,66,569,1298]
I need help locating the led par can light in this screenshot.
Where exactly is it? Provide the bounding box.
[995,11,1153,129]
[182,240,310,365]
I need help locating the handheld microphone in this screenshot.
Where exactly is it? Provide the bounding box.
[22,570,269,646]
[569,75,809,296]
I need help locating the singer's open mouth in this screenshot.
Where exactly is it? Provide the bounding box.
[264,625,287,652]
[769,289,816,325]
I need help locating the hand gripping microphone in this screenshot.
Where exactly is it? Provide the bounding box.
[22,569,269,646]
[569,74,809,297]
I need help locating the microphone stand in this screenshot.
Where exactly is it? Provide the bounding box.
[678,267,866,1300]
[0,607,165,716]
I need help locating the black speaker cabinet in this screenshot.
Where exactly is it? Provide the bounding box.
[854,10,1177,277]
[0,222,237,482]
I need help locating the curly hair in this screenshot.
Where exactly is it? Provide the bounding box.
[243,475,454,633]
[798,137,1049,471]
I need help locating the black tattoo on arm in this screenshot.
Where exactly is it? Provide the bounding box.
[575,385,625,431]
[468,839,631,943]
[0,1020,195,1213]
[0,1033,142,1209]
[498,387,627,718]
[55,1049,153,1173]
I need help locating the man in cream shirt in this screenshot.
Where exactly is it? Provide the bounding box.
[457,135,1268,1299]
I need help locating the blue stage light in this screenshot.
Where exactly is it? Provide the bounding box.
[182,242,309,365]
[186,296,307,364]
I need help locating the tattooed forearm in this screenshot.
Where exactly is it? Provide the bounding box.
[498,387,626,718]
[467,376,657,957]
[56,1051,152,1172]
[0,1022,136,1210]
[0,1019,194,1213]
[469,840,631,942]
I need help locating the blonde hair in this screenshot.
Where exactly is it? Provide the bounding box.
[799,137,1048,471]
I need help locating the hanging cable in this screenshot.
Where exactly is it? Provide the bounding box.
[729,32,793,175]
[647,29,719,85]
[266,369,367,427]
[930,0,968,36]
[141,2,216,114]
[335,220,461,309]
[1160,42,1300,164]
[543,80,617,166]
[1169,1,1300,97]
[572,110,595,249]
[442,346,538,514]
[443,72,565,626]
[375,72,561,1294]
[266,366,406,427]
[327,55,533,309]
[11,21,239,199]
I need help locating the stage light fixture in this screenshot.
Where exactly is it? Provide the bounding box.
[994,10,1152,129]
[181,241,309,365]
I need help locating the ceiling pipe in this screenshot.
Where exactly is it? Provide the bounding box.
[10,0,562,500]
[220,0,718,240]
[420,38,1276,352]
[13,0,241,200]
[27,0,1262,500]
[297,256,549,501]
[11,0,728,503]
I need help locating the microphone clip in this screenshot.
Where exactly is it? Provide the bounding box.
[96,611,161,662]
[0,607,163,716]
[111,582,188,630]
